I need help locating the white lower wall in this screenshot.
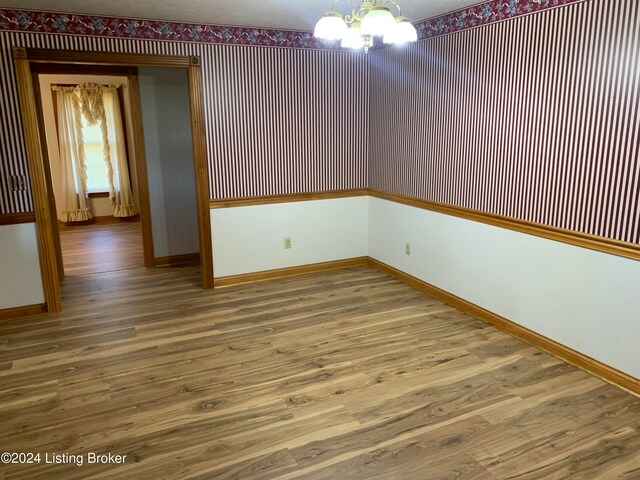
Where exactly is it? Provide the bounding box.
[210,197,369,277]
[369,197,640,379]
[0,223,45,309]
[4,196,638,381]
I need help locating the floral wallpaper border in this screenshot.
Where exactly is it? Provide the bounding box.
[0,0,584,50]
[0,9,323,49]
[415,0,586,39]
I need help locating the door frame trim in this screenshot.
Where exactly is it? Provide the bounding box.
[13,47,213,313]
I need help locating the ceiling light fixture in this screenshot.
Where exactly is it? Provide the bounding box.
[314,0,417,53]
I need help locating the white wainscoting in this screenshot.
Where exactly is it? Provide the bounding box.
[4,194,639,382]
[0,223,45,309]
[368,196,640,379]
[210,196,370,277]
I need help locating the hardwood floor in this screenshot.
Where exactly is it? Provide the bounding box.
[59,221,143,276]
[0,265,638,479]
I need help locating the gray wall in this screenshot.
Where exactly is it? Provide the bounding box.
[139,67,199,258]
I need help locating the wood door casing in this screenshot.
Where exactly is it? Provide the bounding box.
[12,47,214,314]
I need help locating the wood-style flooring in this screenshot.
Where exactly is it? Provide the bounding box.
[59,221,143,276]
[0,260,638,478]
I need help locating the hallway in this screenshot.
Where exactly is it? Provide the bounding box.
[59,221,143,277]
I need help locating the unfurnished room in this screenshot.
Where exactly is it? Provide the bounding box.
[0,0,638,478]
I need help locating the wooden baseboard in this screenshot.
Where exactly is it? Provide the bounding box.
[367,257,640,396]
[0,303,47,321]
[213,257,369,287]
[155,253,200,266]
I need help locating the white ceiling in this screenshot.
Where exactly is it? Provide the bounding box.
[0,0,483,31]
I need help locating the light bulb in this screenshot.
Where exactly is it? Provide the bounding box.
[383,17,417,45]
[314,11,348,41]
[341,23,364,49]
[360,6,395,37]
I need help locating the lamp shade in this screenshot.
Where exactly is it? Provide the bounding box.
[314,12,348,40]
[341,23,365,49]
[360,6,395,37]
[383,17,418,44]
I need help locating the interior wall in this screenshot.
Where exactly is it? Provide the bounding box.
[211,197,369,277]
[0,223,44,308]
[138,67,199,258]
[0,33,370,214]
[207,46,368,199]
[363,0,640,380]
[368,197,640,379]
[37,74,139,219]
[369,0,640,245]
[0,29,370,309]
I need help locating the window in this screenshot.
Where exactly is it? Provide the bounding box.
[54,83,137,221]
[81,117,111,193]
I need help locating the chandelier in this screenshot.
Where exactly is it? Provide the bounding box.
[313,0,417,52]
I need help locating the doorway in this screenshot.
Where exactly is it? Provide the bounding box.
[13,48,213,314]
[35,69,146,278]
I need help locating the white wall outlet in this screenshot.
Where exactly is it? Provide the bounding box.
[405,242,411,255]
[284,237,292,249]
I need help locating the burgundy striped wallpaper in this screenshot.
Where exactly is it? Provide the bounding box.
[1,0,638,246]
[369,0,640,244]
[207,45,368,198]
[0,32,369,213]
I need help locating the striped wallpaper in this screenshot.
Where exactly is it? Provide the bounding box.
[207,45,368,198]
[369,0,640,244]
[1,0,638,246]
[0,32,369,213]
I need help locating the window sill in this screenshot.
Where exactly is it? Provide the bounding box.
[88,191,110,198]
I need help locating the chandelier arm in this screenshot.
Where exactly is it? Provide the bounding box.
[343,0,363,25]
[381,0,402,16]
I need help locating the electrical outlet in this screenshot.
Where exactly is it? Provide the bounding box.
[284,237,292,249]
[405,243,411,255]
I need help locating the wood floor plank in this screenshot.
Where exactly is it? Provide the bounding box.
[0,327,137,363]
[291,450,495,480]
[287,376,516,470]
[487,425,640,479]
[59,221,144,276]
[189,449,299,480]
[284,416,496,480]
[77,407,360,480]
[0,228,638,479]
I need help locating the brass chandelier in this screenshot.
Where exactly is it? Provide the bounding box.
[314,0,417,52]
